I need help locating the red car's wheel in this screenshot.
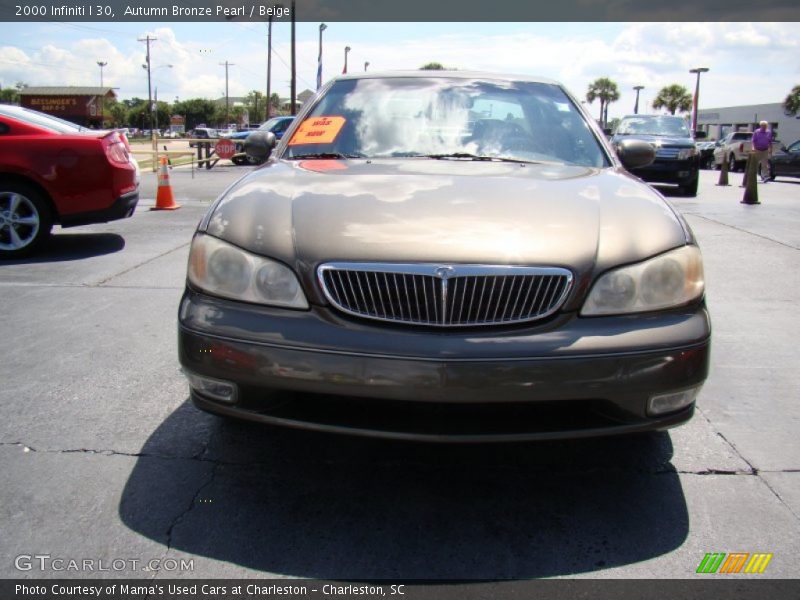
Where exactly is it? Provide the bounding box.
[0,183,53,258]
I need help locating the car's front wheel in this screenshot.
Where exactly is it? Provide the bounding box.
[0,183,53,259]
[680,174,699,197]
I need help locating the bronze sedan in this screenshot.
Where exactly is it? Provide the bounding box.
[178,72,710,442]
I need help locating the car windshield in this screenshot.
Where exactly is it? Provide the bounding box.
[259,118,287,131]
[0,105,85,133]
[616,116,690,137]
[282,76,608,167]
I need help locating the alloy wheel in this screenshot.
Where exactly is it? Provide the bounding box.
[0,191,41,251]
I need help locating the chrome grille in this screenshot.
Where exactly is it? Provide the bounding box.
[318,263,573,327]
[655,147,681,159]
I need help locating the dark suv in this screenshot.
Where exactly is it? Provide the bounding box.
[611,115,701,196]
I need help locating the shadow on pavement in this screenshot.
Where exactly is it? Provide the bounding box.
[0,233,125,264]
[120,401,689,578]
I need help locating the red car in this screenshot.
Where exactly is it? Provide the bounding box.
[0,105,139,258]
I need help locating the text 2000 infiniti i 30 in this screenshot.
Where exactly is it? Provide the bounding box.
[178,72,710,442]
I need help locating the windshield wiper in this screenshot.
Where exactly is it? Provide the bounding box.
[288,152,363,159]
[424,152,539,164]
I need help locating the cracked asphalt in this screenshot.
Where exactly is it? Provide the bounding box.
[1,166,798,579]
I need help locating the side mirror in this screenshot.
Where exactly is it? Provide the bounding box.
[616,139,655,170]
[244,131,277,164]
[693,130,707,139]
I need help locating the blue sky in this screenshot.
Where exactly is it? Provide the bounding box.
[1,22,797,119]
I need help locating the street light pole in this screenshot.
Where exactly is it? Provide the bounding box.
[689,67,709,134]
[97,61,107,126]
[633,85,644,115]
[317,23,327,90]
[343,46,351,74]
[364,61,369,72]
[137,35,157,139]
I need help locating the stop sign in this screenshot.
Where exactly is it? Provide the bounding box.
[215,138,236,160]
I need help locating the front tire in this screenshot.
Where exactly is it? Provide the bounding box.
[0,183,53,259]
[680,174,699,197]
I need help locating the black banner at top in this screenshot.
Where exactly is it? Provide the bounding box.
[1,0,799,22]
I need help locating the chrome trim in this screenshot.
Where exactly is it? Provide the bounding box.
[317,263,574,328]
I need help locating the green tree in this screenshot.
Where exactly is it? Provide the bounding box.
[0,88,19,104]
[783,84,800,116]
[172,98,218,129]
[652,84,693,115]
[586,77,620,128]
[106,100,128,127]
[245,90,265,124]
[420,62,446,70]
[126,99,171,131]
[267,92,282,117]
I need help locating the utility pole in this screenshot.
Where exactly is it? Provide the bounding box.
[220,61,234,126]
[266,16,272,119]
[97,61,107,126]
[290,0,296,115]
[364,61,369,72]
[137,35,156,141]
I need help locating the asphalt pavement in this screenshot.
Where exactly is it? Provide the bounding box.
[1,165,798,580]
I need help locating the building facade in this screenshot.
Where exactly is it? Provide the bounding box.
[18,86,117,127]
[697,103,800,144]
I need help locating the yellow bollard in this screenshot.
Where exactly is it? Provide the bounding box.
[740,153,760,205]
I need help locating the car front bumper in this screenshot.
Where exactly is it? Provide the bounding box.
[178,289,711,442]
[631,159,698,185]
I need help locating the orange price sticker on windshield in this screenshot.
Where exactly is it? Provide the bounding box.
[288,116,346,145]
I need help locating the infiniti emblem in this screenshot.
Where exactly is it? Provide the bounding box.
[435,266,456,279]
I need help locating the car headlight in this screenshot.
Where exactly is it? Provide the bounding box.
[677,147,697,160]
[187,233,309,309]
[581,245,704,316]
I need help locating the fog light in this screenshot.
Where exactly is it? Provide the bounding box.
[647,386,701,416]
[183,371,238,404]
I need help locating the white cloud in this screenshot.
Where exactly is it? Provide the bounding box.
[1,22,797,122]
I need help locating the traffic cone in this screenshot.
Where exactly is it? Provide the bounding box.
[151,157,181,210]
[740,153,760,205]
[716,155,729,186]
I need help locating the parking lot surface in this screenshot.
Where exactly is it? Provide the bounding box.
[1,167,798,579]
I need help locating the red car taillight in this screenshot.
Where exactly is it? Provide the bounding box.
[103,131,130,166]
[739,143,744,152]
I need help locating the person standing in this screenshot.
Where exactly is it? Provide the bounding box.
[751,121,774,183]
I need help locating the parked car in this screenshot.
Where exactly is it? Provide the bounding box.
[610,115,701,196]
[179,71,709,442]
[712,131,753,172]
[767,139,800,180]
[695,140,716,169]
[188,127,219,147]
[0,105,139,258]
[228,117,295,165]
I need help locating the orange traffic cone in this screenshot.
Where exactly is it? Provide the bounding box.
[151,157,181,210]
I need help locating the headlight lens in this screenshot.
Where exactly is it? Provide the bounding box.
[581,246,704,316]
[677,147,697,160]
[188,233,309,309]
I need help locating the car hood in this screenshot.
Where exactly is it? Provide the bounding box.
[612,134,695,148]
[203,159,688,306]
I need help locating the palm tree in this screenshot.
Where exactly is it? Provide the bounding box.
[652,84,693,115]
[586,77,620,128]
[783,84,800,116]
